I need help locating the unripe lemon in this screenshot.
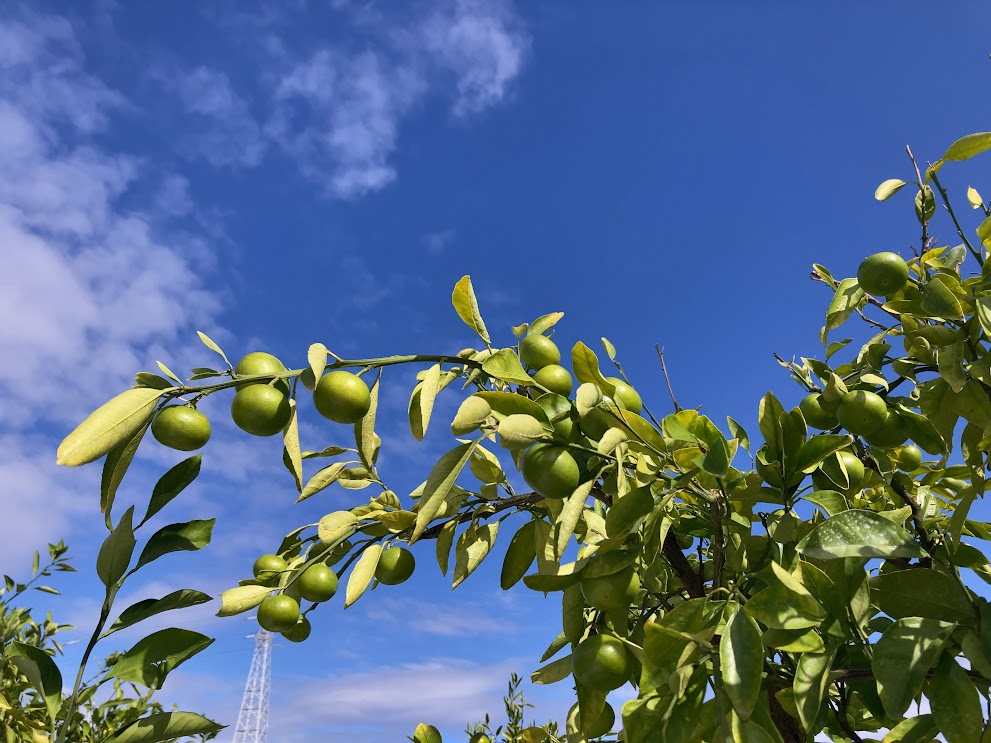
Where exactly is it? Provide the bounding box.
[863,411,909,449]
[799,394,838,430]
[572,634,633,691]
[836,390,887,436]
[235,352,290,395]
[520,335,561,370]
[812,450,865,497]
[895,444,923,472]
[313,371,371,424]
[281,615,311,642]
[522,444,580,499]
[151,406,211,451]
[580,566,640,611]
[605,377,642,414]
[257,594,300,632]
[857,252,909,296]
[296,563,338,603]
[570,701,615,739]
[231,384,292,436]
[375,547,415,585]
[533,364,573,397]
[252,553,288,584]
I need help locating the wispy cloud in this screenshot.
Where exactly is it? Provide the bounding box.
[423,228,456,254]
[365,595,519,636]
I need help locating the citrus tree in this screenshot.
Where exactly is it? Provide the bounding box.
[52,131,991,742]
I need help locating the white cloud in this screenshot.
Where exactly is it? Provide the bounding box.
[365,595,519,636]
[423,227,456,254]
[170,66,268,168]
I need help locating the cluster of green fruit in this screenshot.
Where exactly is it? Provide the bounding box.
[149,351,373,451]
[249,547,415,638]
[513,333,644,502]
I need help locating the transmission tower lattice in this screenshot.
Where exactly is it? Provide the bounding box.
[233,630,272,743]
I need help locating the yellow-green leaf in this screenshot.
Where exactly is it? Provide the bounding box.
[216,585,271,617]
[875,178,907,201]
[452,275,490,345]
[410,442,479,544]
[344,543,382,608]
[942,132,991,162]
[317,511,359,546]
[452,523,499,589]
[968,186,984,209]
[57,387,166,466]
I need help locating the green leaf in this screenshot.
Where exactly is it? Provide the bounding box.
[101,418,152,522]
[938,340,968,393]
[412,364,442,441]
[941,132,991,162]
[761,627,825,653]
[216,584,272,617]
[791,434,853,476]
[104,589,212,637]
[101,711,224,743]
[870,568,977,625]
[605,485,654,538]
[895,404,948,455]
[497,414,546,449]
[562,583,585,645]
[555,481,593,558]
[156,361,182,385]
[435,519,458,576]
[571,341,611,390]
[792,645,837,733]
[727,416,751,452]
[795,510,927,560]
[356,369,381,468]
[133,519,214,572]
[410,442,479,544]
[881,716,938,743]
[530,653,573,685]
[929,654,984,743]
[98,506,136,587]
[758,392,785,460]
[58,387,166,466]
[921,278,964,320]
[500,520,536,590]
[317,511,359,547]
[8,642,62,724]
[452,523,499,589]
[875,178,907,201]
[344,543,382,608]
[978,216,991,252]
[298,461,352,501]
[824,278,865,336]
[307,342,327,387]
[475,391,550,423]
[104,628,214,689]
[696,416,730,478]
[452,275,490,344]
[134,372,175,390]
[873,617,954,718]
[196,330,231,367]
[743,582,826,630]
[528,312,565,336]
[283,400,303,492]
[601,336,617,361]
[719,606,763,719]
[482,349,534,386]
[139,455,202,528]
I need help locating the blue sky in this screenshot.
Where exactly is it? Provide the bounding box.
[2,2,991,741]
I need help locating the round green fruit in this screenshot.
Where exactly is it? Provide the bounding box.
[296,563,338,603]
[521,444,580,499]
[281,615,311,643]
[857,252,909,296]
[572,634,633,691]
[253,554,288,584]
[469,735,491,743]
[580,566,640,612]
[799,394,838,430]
[579,406,615,441]
[863,411,909,449]
[836,390,888,436]
[533,364,574,397]
[570,701,615,739]
[256,594,300,633]
[895,444,923,472]
[151,406,211,451]
[231,385,292,436]
[235,352,290,394]
[519,334,561,370]
[375,547,415,585]
[812,450,865,497]
[313,371,371,424]
[606,377,642,414]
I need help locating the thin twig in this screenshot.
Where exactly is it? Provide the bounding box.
[655,345,681,413]
[930,171,982,264]
[906,146,930,252]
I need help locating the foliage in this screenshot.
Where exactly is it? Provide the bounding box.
[56,131,991,741]
[462,673,561,743]
[0,545,218,742]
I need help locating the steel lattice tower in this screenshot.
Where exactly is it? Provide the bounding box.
[233,630,272,743]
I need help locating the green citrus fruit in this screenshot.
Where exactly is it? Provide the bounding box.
[857,252,909,296]
[799,394,838,430]
[572,634,633,691]
[675,532,694,550]
[253,554,288,584]
[520,334,561,370]
[580,566,640,612]
[231,384,292,436]
[469,735,491,743]
[235,352,290,394]
[533,364,573,397]
[836,390,888,436]
[570,701,615,739]
[812,450,865,497]
[522,443,580,499]
[296,563,338,603]
[281,615,311,643]
[863,411,909,449]
[256,594,300,632]
[413,724,442,743]
[151,406,211,451]
[375,547,415,585]
[535,394,579,442]
[606,377,642,414]
[313,370,371,424]
[895,444,923,472]
[579,406,616,441]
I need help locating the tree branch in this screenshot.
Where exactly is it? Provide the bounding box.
[858,445,935,555]
[655,345,681,413]
[661,532,705,599]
